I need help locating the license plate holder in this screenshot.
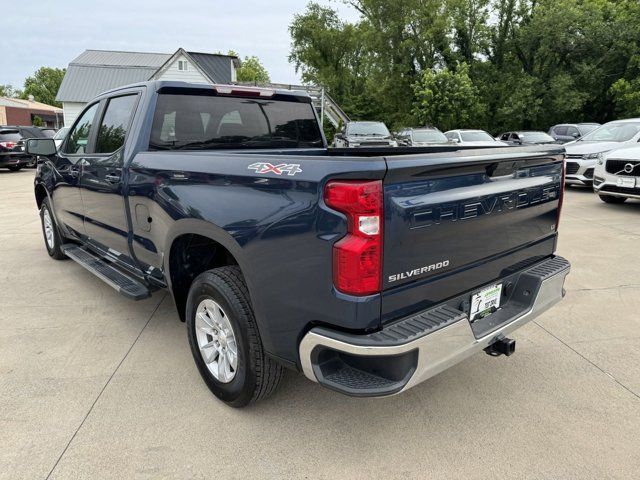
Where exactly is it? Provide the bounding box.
[617,177,636,188]
[470,283,503,322]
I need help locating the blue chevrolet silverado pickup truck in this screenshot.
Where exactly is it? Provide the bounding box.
[27,81,570,407]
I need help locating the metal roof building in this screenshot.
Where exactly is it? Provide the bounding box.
[56,49,240,125]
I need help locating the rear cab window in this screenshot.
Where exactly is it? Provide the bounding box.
[149,92,324,150]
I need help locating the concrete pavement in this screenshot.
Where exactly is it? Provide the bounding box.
[1,169,638,479]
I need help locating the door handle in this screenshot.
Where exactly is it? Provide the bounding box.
[105,173,121,183]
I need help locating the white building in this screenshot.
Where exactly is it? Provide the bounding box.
[56,48,240,126]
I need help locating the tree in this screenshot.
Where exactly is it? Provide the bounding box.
[0,84,21,98]
[610,78,640,118]
[412,63,485,131]
[21,67,66,107]
[32,116,44,127]
[290,0,640,131]
[236,56,271,84]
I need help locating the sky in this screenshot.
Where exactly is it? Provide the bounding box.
[1,0,360,89]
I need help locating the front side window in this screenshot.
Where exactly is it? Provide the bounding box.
[149,93,324,150]
[554,126,568,136]
[566,126,580,137]
[95,95,138,154]
[64,103,99,154]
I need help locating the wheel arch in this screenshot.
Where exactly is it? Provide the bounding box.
[34,182,49,210]
[163,219,253,322]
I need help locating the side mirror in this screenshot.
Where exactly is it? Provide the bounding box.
[450,138,460,143]
[572,132,580,138]
[26,138,56,156]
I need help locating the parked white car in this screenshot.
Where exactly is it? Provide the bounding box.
[444,129,508,147]
[53,127,70,149]
[593,146,640,203]
[564,118,640,186]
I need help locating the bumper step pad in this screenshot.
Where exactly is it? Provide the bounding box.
[63,245,151,300]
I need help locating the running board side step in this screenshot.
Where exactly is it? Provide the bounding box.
[63,244,151,300]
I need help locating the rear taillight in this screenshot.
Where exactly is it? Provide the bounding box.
[0,142,16,149]
[557,159,566,229]
[324,180,383,296]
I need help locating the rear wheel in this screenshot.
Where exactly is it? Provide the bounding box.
[40,198,67,260]
[186,266,283,407]
[8,165,22,171]
[599,194,626,204]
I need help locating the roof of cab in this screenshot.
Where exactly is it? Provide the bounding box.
[94,80,312,101]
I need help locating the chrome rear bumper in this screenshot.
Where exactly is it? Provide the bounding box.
[299,256,570,397]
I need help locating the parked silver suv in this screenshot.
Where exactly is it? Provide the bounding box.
[564,119,640,186]
[593,146,640,203]
[548,123,600,143]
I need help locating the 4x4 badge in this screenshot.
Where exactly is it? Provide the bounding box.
[248,162,302,176]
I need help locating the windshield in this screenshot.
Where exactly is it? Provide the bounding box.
[580,122,640,142]
[578,124,599,135]
[347,122,390,137]
[520,132,554,142]
[149,94,324,150]
[53,127,69,140]
[412,129,448,143]
[460,131,494,142]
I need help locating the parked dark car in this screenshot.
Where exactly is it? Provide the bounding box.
[332,121,398,148]
[396,127,449,146]
[548,123,600,143]
[498,131,557,146]
[0,126,47,170]
[28,81,570,407]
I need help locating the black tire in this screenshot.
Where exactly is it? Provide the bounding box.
[186,266,283,407]
[40,198,67,260]
[8,165,22,171]
[599,194,626,204]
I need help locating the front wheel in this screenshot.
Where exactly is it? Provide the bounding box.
[599,194,626,204]
[40,198,67,260]
[186,266,283,407]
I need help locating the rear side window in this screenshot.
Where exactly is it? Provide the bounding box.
[554,126,568,136]
[65,103,99,154]
[95,95,138,153]
[149,94,323,150]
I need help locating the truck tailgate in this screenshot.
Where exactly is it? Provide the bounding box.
[381,146,564,322]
